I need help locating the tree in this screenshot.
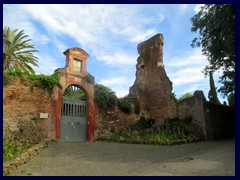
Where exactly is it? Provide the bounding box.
[190,4,235,97]
[94,84,117,109]
[208,72,221,104]
[177,92,194,102]
[227,93,235,107]
[3,26,39,73]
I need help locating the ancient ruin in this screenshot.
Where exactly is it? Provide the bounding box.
[3,34,235,143]
[129,34,177,124]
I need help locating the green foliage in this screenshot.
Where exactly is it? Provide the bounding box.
[177,92,194,102]
[105,116,197,144]
[133,98,140,114]
[118,97,133,114]
[3,26,39,74]
[191,4,235,97]
[109,132,197,144]
[124,94,141,114]
[63,85,86,100]
[208,72,221,104]
[163,117,192,136]
[30,73,62,93]
[110,126,116,133]
[228,93,235,107]
[131,116,155,130]
[94,84,117,110]
[4,69,61,93]
[171,93,177,101]
[3,140,33,162]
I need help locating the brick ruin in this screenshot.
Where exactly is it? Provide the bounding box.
[3,34,234,142]
[128,33,234,139]
[129,33,177,124]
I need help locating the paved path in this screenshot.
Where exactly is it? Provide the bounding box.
[11,139,235,176]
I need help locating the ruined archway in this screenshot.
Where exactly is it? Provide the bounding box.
[51,47,96,142]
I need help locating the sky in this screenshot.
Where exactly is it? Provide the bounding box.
[3,4,226,102]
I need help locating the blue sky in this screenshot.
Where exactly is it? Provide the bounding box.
[3,4,226,102]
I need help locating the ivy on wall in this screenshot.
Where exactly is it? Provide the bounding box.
[3,69,62,93]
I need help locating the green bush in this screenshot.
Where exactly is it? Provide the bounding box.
[163,117,193,136]
[133,98,140,114]
[131,116,155,130]
[3,69,62,93]
[118,97,133,113]
[177,92,194,102]
[94,84,117,110]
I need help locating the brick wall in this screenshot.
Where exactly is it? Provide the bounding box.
[3,76,52,144]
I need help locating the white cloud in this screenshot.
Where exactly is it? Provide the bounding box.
[99,77,131,86]
[184,83,209,94]
[99,77,134,97]
[98,53,136,66]
[166,49,207,67]
[130,28,158,43]
[166,48,208,86]
[194,4,204,13]
[170,67,204,86]
[52,37,68,54]
[179,4,188,13]
[34,54,64,75]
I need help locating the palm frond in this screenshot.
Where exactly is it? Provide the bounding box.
[3,26,39,73]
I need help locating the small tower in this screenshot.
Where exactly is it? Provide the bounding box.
[63,47,89,76]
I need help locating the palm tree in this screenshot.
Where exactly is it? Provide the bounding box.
[3,26,39,73]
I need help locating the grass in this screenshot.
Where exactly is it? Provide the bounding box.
[105,132,198,145]
[3,140,34,162]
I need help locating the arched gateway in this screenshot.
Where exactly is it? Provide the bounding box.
[51,47,96,142]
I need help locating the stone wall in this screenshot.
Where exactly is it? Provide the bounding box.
[94,106,140,139]
[177,91,207,139]
[177,90,235,140]
[3,76,52,145]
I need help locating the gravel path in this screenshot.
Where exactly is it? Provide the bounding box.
[11,139,235,176]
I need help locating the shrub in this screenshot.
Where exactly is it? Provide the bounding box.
[133,98,140,114]
[177,92,194,102]
[131,116,155,130]
[118,97,133,114]
[163,117,193,136]
[94,84,117,110]
[3,69,62,93]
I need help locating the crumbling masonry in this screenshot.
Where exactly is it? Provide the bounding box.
[129,34,177,124]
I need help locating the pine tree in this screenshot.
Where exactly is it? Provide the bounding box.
[208,72,221,104]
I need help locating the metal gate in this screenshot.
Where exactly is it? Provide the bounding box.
[60,99,87,141]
